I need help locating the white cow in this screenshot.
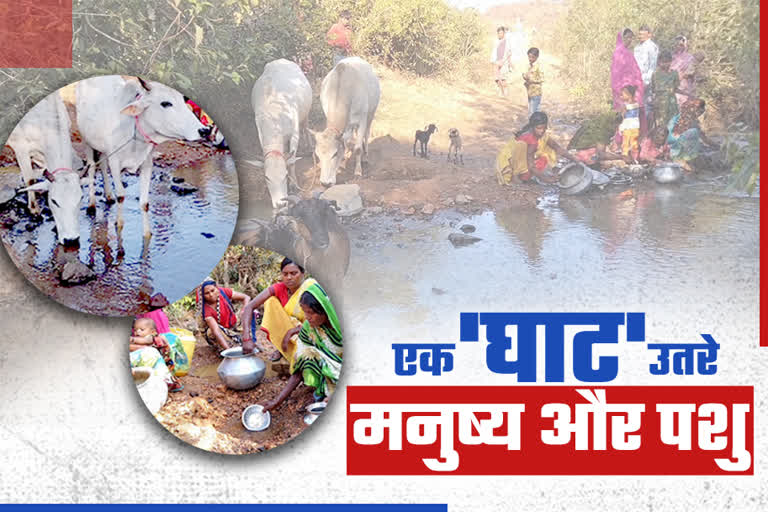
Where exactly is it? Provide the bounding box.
[76,75,210,237]
[312,57,380,186]
[8,91,84,246]
[250,59,312,208]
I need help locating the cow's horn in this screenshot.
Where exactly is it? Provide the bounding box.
[136,76,152,91]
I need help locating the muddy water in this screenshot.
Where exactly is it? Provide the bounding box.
[0,153,238,316]
[341,183,758,349]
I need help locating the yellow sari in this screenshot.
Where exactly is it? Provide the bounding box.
[260,277,317,369]
[495,132,557,185]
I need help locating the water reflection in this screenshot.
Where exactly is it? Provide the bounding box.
[496,205,552,264]
[0,152,238,316]
[343,184,758,341]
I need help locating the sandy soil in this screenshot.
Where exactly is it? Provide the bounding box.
[153,329,316,455]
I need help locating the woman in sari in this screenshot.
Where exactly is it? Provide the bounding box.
[491,26,513,97]
[496,111,574,185]
[240,258,317,363]
[650,50,681,133]
[667,99,718,171]
[610,29,646,137]
[262,283,342,411]
[195,278,252,351]
[670,35,696,108]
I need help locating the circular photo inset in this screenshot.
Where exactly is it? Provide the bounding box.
[0,76,238,316]
[129,246,343,454]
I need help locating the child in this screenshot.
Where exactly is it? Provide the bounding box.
[135,293,171,334]
[327,10,353,66]
[491,26,512,97]
[651,50,681,133]
[130,318,183,392]
[619,85,640,158]
[522,48,543,115]
[638,126,670,164]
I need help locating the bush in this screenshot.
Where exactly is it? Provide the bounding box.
[330,0,484,76]
[208,245,286,297]
[725,132,759,196]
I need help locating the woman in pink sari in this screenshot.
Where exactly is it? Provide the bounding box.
[611,29,646,137]
[670,35,696,108]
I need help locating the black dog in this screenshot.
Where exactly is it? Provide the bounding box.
[413,124,438,158]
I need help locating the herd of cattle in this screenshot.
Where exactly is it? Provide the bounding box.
[4,56,381,256]
[251,57,381,208]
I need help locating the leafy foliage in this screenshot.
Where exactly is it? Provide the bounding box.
[209,245,287,296]
[333,0,484,76]
[724,132,759,196]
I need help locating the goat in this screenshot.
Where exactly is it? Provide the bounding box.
[413,124,438,158]
[447,128,464,165]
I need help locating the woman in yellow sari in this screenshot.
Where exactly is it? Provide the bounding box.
[240,258,317,365]
[496,111,574,185]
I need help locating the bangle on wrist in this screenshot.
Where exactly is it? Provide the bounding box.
[242,337,252,342]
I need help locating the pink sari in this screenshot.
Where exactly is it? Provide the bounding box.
[610,31,646,137]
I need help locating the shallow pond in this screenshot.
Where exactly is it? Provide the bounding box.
[0,152,238,316]
[341,183,759,365]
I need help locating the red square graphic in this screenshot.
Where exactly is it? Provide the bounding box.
[0,1,72,68]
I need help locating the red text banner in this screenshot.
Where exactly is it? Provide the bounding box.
[347,386,753,475]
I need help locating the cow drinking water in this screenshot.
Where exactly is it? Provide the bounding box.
[250,59,313,208]
[311,57,380,186]
[76,75,210,238]
[8,91,85,246]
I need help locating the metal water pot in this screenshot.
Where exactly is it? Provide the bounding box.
[653,163,684,184]
[217,347,266,390]
[558,162,593,195]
